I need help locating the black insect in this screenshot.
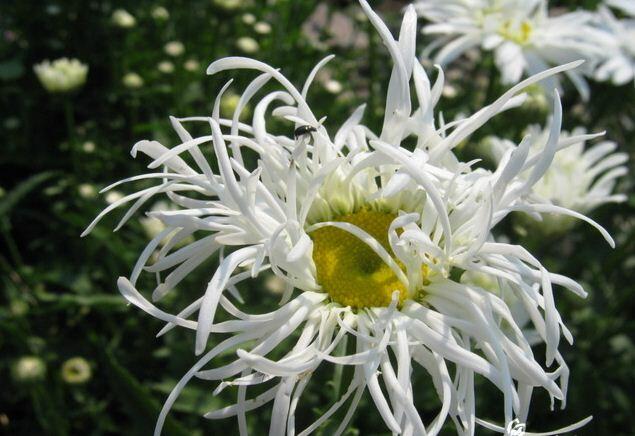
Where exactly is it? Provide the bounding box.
[294,125,317,139]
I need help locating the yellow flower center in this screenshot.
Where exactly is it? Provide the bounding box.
[310,209,417,308]
[499,20,533,45]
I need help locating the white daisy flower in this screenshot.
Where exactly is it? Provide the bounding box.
[184,59,201,72]
[254,21,272,35]
[112,8,136,28]
[242,13,256,25]
[85,1,613,435]
[213,0,244,12]
[151,6,170,21]
[415,0,612,99]
[485,125,627,232]
[164,41,185,57]
[157,60,175,74]
[122,72,144,89]
[34,58,88,93]
[236,36,260,54]
[594,5,635,85]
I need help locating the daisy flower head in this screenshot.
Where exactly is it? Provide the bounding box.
[85,1,614,434]
[34,58,88,93]
[415,0,611,99]
[151,6,170,22]
[594,4,635,86]
[112,8,136,28]
[486,125,627,233]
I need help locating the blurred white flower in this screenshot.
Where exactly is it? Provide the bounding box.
[184,58,201,72]
[220,92,240,115]
[151,6,170,21]
[46,4,61,15]
[12,356,46,383]
[112,8,136,28]
[486,125,627,232]
[105,190,125,204]
[87,1,611,435]
[78,183,97,199]
[34,58,88,93]
[164,41,185,57]
[4,117,19,129]
[241,13,256,25]
[254,21,272,35]
[523,83,550,111]
[82,141,96,153]
[61,357,92,385]
[442,84,457,98]
[122,72,144,88]
[213,0,244,11]
[235,36,259,53]
[324,78,343,94]
[139,201,172,240]
[594,6,635,85]
[264,273,286,294]
[10,299,28,317]
[415,0,612,99]
[219,91,251,120]
[157,61,175,74]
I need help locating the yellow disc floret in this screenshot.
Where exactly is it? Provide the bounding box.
[499,19,533,45]
[310,209,410,308]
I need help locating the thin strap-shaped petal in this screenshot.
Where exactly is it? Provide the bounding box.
[195,246,260,354]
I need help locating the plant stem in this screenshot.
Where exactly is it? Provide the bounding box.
[63,97,76,145]
[1,219,23,267]
[63,97,81,172]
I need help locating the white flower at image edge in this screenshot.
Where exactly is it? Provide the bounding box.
[606,0,635,18]
[415,0,613,99]
[594,5,635,86]
[85,1,614,435]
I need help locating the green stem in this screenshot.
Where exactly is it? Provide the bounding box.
[484,56,498,106]
[331,334,348,402]
[1,219,23,267]
[63,97,81,172]
[63,98,76,145]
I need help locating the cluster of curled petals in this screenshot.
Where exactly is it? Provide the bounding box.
[86,1,618,435]
[594,2,635,86]
[486,125,628,232]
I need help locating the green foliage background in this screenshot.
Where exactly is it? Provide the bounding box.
[0,0,633,435]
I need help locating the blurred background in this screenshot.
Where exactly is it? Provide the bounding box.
[0,0,633,434]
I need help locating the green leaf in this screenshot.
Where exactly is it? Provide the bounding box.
[97,344,191,436]
[34,288,125,309]
[151,381,222,415]
[30,383,70,436]
[0,171,58,217]
[0,59,25,81]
